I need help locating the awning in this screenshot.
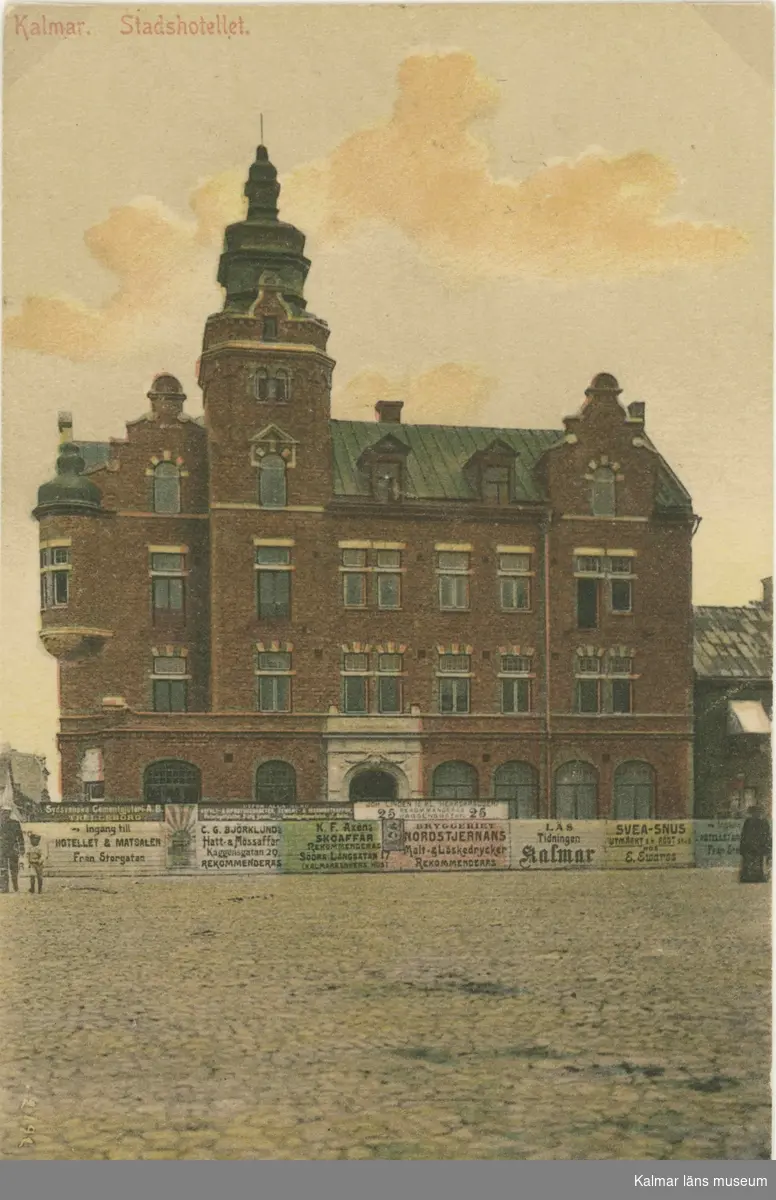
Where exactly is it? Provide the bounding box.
[727,700,772,735]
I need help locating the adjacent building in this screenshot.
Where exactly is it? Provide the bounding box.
[693,580,772,817]
[34,143,697,817]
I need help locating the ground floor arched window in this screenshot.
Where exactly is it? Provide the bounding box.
[493,761,538,817]
[255,760,296,805]
[143,760,201,805]
[432,761,478,799]
[613,761,655,819]
[554,761,598,819]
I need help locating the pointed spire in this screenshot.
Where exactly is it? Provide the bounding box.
[217,139,311,313]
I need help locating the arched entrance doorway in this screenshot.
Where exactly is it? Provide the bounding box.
[349,769,398,804]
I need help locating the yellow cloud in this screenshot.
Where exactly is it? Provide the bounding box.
[4,171,244,362]
[283,52,748,279]
[334,362,496,425]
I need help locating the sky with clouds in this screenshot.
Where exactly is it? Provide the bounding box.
[2,3,772,783]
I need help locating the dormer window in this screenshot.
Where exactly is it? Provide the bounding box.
[482,465,510,504]
[373,461,402,503]
[263,317,278,341]
[464,440,516,504]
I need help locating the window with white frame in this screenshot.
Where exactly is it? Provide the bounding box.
[437,652,471,714]
[255,545,292,619]
[574,650,634,714]
[375,550,402,609]
[591,467,616,517]
[340,545,403,610]
[258,454,287,508]
[256,650,292,712]
[437,551,470,611]
[152,653,188,712]
[150,551,186,621]
[40,543,71,609]
[498,551,532,611]
[341,549,368,608]
[500,654,532,713]
[253,368,290,403]
[575,552,635,627]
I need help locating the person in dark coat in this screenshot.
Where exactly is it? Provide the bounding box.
[0,809,26,893]
[739,805,772,883]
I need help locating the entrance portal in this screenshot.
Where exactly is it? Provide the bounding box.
[349,769,398,804]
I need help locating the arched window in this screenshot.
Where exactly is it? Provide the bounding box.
[259,454,287,508]
[254,371,290,403]
[255,761,296,805]
[493,761,538,818]
[614,761,655,819]
[153,462,181,514]
[591,467,615,517]
[432,761,478,799]
[143,760,200,805]
[554,761,598,819]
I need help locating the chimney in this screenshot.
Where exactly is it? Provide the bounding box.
[627,401,645,424]
[58,411,73,443]
[375,400,403,424]
[761,577,772,612]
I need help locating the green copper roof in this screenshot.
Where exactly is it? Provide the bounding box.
[331,420,692,510]
[331,420,561,502]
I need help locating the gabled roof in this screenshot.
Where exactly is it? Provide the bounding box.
[694,605,772,680]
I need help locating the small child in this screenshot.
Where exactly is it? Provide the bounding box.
[27,833,44,894]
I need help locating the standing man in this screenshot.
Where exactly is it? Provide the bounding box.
[739,804,772,884]
[0,807,25,893]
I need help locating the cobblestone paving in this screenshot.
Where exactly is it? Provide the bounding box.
[0,870,770,1160]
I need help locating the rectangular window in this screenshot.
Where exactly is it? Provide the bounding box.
[500,577,530,611]
[608,557,633,575]
[501,655,532,675]
[255,546,292,619]
[343,652,369,672]
[152,679,188,712]
[501,678,531,714]
[609,656,633,675]
[439,575,469,610]
[577,678,601,713]
[612,679,632,714]
[152,576,185,613]
[263,317,278,341]
[378,675,402,714]
[439,653,470,674]
[40,545,71,609]
[482,466,510,504]
[578,656,601,675]
[375,549,401,609]
[258,675,291,712]
[577,578,598,629]
[153,655,187,676]
[499,553,531,574]
[151,552,185,573]
[611,579,633,613]
[439,677,470,714]
[343,675,368,714]
[342,548,368,608]
[255,649,293,712]
[343,572,367,607]
[576,555,603,574]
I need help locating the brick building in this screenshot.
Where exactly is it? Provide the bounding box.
[34,143,696,816]
[693,579,772,817]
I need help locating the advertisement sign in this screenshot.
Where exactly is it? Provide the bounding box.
[605,820,694,869]
[23,819,166,876]
[199,804,353,821]
[195,812,282,873]
[694,820,744,868]
[354,800,509,821]
[282,820,383,873]
[510,821,605,870]
[382,821,510,871]
[38,804,165,823]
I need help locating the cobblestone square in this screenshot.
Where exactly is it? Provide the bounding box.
[0,869,770,1160]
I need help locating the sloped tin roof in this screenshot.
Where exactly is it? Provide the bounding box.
[694,605,772,680]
